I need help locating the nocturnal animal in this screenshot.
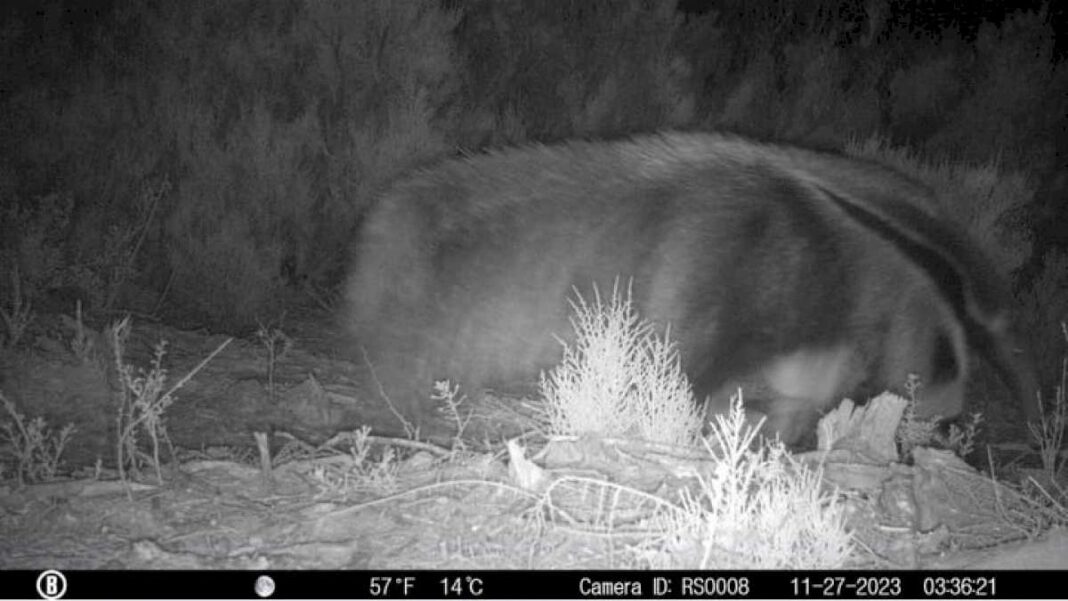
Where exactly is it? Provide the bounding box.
[344,132,1036,444]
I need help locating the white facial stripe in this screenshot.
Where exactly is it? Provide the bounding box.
[763,346,853,405]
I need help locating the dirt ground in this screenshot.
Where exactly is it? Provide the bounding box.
[0,312,1064,571]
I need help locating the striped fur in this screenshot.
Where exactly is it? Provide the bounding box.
[344,133,1034,443]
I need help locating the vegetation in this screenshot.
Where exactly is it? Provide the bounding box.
[1,0,1061,330]
[540,282,704,446]
[1,0,1064,520]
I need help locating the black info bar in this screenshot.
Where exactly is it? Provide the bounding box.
[0,569,1052,600]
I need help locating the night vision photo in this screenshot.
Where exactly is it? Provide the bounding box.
[1,0,1067,586]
